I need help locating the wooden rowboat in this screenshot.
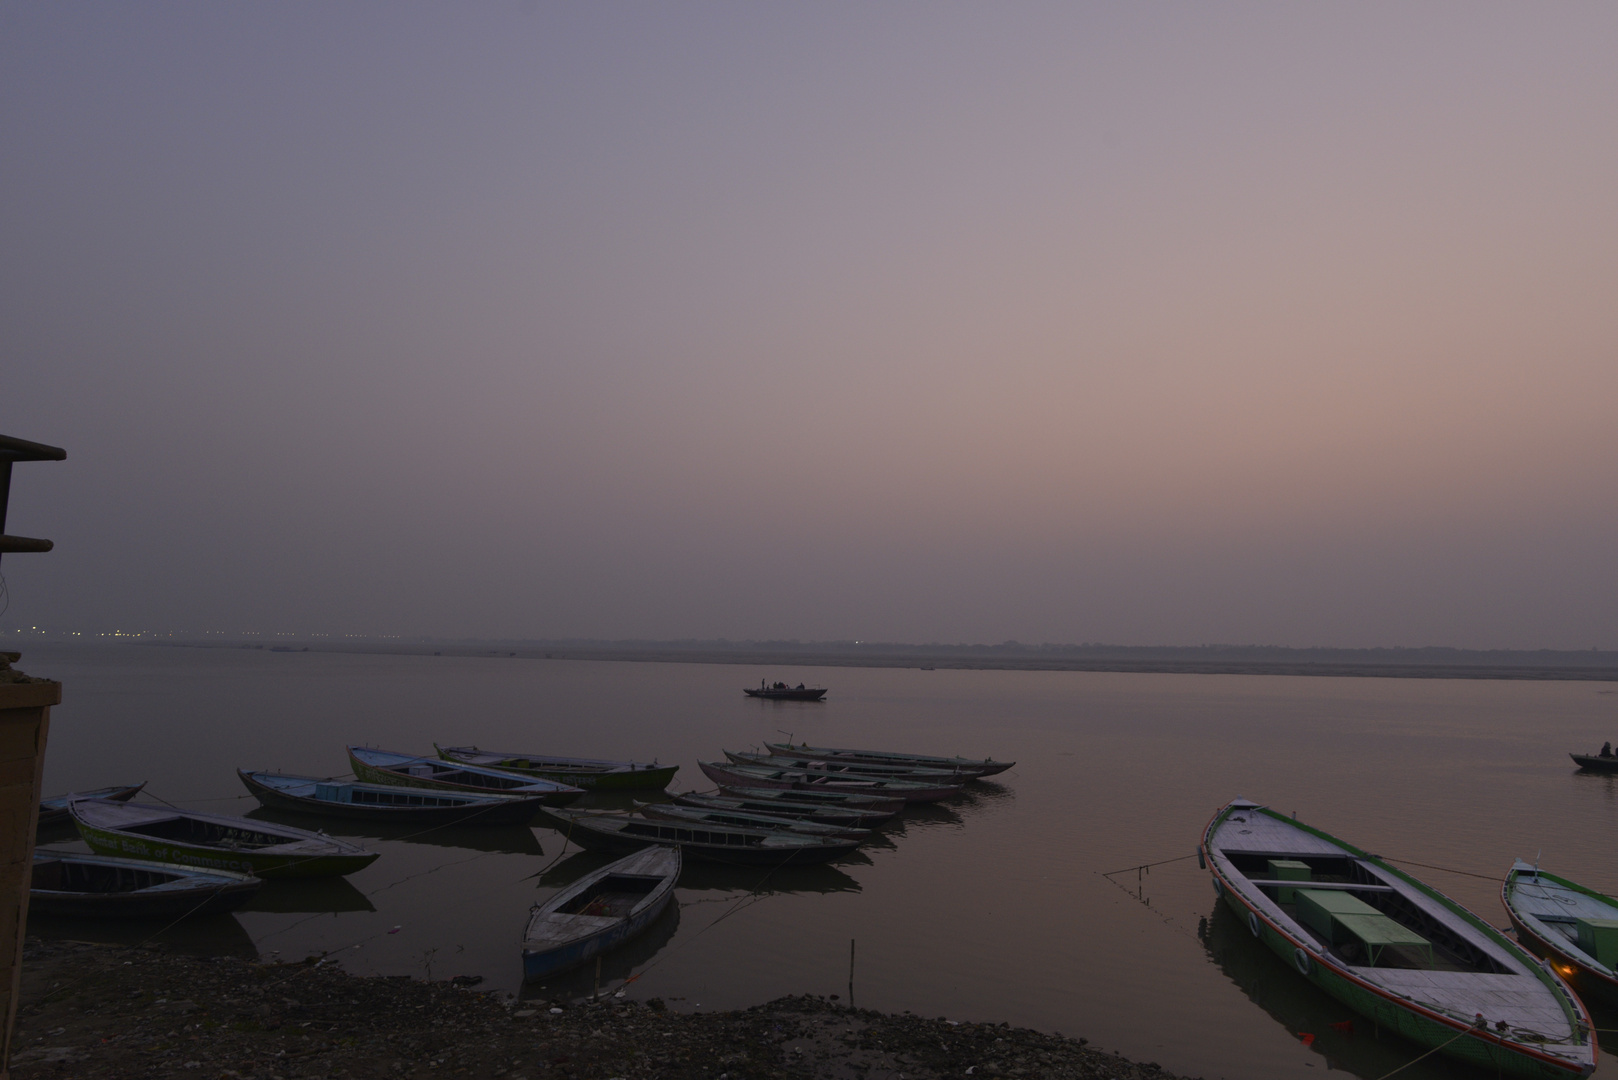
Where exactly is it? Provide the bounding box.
[699,760,962,803]
[38,783,145,828]
[710,785,904,816]
[633,800,871,841]
[1203,799,1595,1078]
[346,747,583,805]
[237,770,552,825]
[673,791,896,827]
[436,745,679,791]
[1504,861,1618,1006]
[764,742,1013,778]
[723,749,969,783]
[29,851,261,919]
[71,798,380,879]
[523,847,680,981]
[538,806,861,865]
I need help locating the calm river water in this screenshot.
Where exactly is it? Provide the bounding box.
[22,643,1618,1080]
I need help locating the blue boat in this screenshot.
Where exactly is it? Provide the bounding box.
[30,851,261,919]
[522,846,680,982]
[237,770,552,825]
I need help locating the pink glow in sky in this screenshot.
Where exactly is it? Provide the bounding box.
[3,4,1615,647]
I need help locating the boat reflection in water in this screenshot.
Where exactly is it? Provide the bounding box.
[1199,899,1471,1080]
[881,802,964,837]
[27,909,259,959]
[239,875,375,915]
[518,900,681,1002]
[960,779,1014,805]
[245,807,546,856]
[675,858,862,896]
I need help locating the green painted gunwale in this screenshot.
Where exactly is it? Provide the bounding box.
[74,820,378,880]
[1503,866,1618,1005]
[433,746,678,791]
[1201,802,1594,1079]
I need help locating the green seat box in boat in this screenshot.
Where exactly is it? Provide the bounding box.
[1575,918,1618,968]
[1295,888,1433,966]
[1267,859,1311,903]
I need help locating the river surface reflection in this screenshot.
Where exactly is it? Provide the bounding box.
[22,643,1618,1079]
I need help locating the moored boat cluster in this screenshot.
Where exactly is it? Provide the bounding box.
[31,738,1014,987]
[1201,798,1615,1079]
[535,742,1012,868]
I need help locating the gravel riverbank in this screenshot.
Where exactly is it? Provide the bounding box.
[14,939,1190,1080]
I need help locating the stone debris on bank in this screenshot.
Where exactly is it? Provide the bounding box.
[15,939,1190,1080]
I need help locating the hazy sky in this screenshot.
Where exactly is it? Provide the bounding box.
[3,4,1615,648]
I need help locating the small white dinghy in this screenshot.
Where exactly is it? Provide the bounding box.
[1202,799,1595,1079]
[1503,860,1618,1006]
[522,846,679,982]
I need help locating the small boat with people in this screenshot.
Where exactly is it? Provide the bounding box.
[523,846,680,982]
[237,770,553,825]
[346,747,584,805]
[1503,860,1618,1005]
[1202,798,1596,1079]
[37,783,146,828]
[71,798,380,879]
[724,749,969,782]
[537,806,861,865]
[673,790,898,827]
[435,745,679,791]
[743,681,828,701]
[29,851,261,918]
[699,760,964,803]
[633,800,872,841]
[1569,745,1618,773]
[764,742,1014,778]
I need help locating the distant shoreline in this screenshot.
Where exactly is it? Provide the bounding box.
[124,639,1618,682]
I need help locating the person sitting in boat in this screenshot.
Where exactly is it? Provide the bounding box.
[1602,742,1613,757]
[796,683,805,690]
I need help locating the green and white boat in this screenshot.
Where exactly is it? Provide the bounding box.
[347,746,584,804]
[1504,861,1618,1006]
[1202,799,1595,1079]
[434,745,678,791]
[71,798,380,879]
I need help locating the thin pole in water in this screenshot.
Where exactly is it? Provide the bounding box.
[848,938,856,1007]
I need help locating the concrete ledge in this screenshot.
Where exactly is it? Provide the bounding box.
[0,683,60,712]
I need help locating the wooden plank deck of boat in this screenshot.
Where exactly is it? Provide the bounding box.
[1512,878,1613,924]
[1212,810,1346,857]
[1367,969,1572,1035]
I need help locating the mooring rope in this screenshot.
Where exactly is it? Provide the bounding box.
[1100,852,1200,878]
[1095,868,1202,943]
[1379,857,1501,882]
[1369,1027,1473,1080]
[605,847,806,992]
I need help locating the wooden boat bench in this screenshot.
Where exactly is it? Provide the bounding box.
[1295,888,1435,967]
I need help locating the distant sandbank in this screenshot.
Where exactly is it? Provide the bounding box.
[133,639,1618,682]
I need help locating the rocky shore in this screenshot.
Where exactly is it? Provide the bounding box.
[15,939,1188,1080]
